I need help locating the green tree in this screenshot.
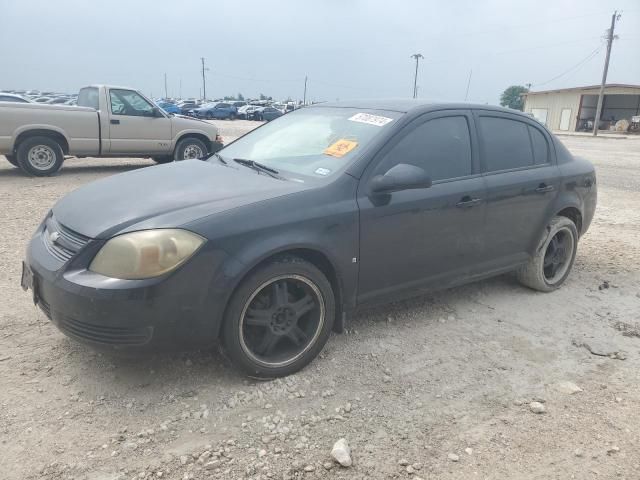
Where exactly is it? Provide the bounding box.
[500,85,529,111]
[237,92,244,101]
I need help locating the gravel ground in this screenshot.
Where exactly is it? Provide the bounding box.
[1,121,640,480]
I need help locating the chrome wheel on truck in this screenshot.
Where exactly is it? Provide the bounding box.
[174,137,208,161]
[16,136,64,176]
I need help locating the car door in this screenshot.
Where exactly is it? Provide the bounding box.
[357,110,487,304]
[106,88,172,154]
[475,111,560,269]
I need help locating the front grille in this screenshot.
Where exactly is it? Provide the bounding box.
[42,216,91,262]
[56,314,152,346]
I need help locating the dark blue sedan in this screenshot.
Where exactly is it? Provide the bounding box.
[192,102,238,120]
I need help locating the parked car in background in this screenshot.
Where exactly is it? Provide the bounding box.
[0,84,222,175]
[157,101,181,114]
[237,104,263,120]
[256,106,283,121]
[178,100,200,115]
[33,97,51,103]
[46,97,70,105]
[20,100,596,378]
[191,102,238,120]
[0,93,32,103]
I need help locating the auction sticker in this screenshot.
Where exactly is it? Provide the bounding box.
[348,112,394,127]
[324,139,358,158]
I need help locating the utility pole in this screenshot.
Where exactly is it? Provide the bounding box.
[303,76,308,105]
[200,57,208,101]
[464,69,473,101]
[164,73,168,99]
[410,53,423,99]
[593,11,621,136]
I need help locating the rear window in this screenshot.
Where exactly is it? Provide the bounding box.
[529,126,549,165]
[479,116,533,172]
[77,87,99,109]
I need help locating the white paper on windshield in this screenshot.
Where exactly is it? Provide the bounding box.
[348,113,394,127]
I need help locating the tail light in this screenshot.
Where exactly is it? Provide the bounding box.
[215,134,223,144]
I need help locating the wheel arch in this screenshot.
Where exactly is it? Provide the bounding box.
[173,132,213,153]
[556,206,583,235]
[14,128,70,155]
[217,245,345,339]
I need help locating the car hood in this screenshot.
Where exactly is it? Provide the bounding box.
[53,161,311,239]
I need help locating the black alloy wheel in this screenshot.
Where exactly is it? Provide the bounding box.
[239,275,323,367]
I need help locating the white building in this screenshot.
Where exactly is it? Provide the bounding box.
[522,84,640,132]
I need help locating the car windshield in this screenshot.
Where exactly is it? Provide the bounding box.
[217,107,401,178]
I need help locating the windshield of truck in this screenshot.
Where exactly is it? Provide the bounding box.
[217,107,401,178]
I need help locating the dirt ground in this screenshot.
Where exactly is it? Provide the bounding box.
[1,121,639,480]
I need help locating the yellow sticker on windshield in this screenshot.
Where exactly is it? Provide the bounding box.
[324,139,358,158]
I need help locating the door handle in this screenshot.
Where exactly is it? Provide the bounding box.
[535,183,555,193]
[456,196,482,208]
[110,119,120,125]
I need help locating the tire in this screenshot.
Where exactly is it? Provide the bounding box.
[5,155,18,167]
[517,216,579,292]
[206,112,214,120]
[222,255,335,378]
[152,156,173,164]
[173,137,208,161]
[229,113,237,120]
[16,136,64,176]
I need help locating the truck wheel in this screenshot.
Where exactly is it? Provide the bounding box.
[222,255,335,378]
[517,216,578,292]
[16,136,64,176]
[174,137,208,161]
[5,155,18,167]
[152,156,173,164]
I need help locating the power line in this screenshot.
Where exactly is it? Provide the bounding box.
[531,44,603,88]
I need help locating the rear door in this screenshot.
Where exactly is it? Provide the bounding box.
[475,111,560,269]
[106,88,172,154]
[357,110,487,303]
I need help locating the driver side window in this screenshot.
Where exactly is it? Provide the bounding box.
[109,89,155,117]
[375,116,472,182]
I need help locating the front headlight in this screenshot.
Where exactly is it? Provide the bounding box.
[89,229,205,280]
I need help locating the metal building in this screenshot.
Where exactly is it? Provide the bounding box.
[522,84,640,132]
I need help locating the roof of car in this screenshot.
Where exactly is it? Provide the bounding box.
[313,98,521,115]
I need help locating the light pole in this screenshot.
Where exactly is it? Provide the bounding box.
[410,53,423,99]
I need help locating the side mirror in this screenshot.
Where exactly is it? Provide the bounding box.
[369,163,432,195]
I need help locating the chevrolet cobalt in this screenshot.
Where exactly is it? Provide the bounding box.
[22,100,597,377]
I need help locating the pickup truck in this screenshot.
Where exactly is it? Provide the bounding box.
[0,85,223,176]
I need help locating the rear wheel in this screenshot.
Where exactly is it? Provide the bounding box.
[174,137,208,161]
[517,216,578,292]
[16,136,64,176]
[222,256,335,378]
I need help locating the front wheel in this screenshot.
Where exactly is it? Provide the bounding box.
[16,136,64,176]
[222,256,335,378]
[174,137,208,161]
[5,155,18,167]
[517,216,579,292]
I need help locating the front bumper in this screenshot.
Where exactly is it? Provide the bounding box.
[24,223,232,351]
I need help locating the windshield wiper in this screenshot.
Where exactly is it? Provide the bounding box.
[233,158,281,178]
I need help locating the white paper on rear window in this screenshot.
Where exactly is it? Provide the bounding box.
[348,113,394,127]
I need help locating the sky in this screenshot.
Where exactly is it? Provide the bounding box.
[1,0,639,104]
